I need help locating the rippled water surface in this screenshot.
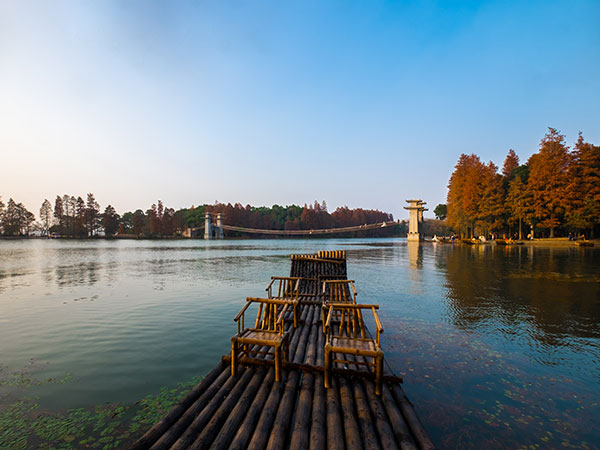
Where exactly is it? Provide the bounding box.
[1,239,599,448]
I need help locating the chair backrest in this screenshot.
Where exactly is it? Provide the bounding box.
[325,303,381,343]
[251,298,288,333]
[322,280,356,304]
[268,277,300,301]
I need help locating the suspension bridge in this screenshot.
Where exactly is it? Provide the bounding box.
[183,200,427,239]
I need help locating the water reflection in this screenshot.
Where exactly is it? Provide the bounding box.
[443,245,600,348]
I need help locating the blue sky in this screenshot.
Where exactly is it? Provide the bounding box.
[1,1,599,220]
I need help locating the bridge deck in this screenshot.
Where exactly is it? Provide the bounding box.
[131,255,435,450]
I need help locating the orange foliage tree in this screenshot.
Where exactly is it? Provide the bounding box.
[526,129,572,237]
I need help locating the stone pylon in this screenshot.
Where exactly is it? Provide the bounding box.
[404,200,427,241]
[216,213,224,239]
[204,212,213,240]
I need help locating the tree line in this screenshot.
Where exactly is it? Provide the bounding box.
[0,196,401,238]
[443,129,600,239]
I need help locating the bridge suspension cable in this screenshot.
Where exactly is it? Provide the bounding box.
[220,221,398,236]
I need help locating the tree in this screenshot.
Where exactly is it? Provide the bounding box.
[39,199,53,236]
[502,149,520,178]
[86,193,100,236]
[1,199,35,235]
[132,210,146,236]
[433,204,447,220]
[447,154,487,237]
[476,162,505,234]
[62,194,72,236]
[53,196,64,235]
[75,196,86,237]
[527,128,571,237]
[566,133,600,237]
[102,205,120,236]
[0,197,5,234]
[505,175,532,239]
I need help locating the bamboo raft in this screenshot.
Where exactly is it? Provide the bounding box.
[131,251,435,450]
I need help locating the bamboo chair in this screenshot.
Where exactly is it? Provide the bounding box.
[320,279,357,333]
[231,297,291,382]
[265,276,301,327]
[324,303,384,395]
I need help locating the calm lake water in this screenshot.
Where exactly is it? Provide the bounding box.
[1,239,599,449]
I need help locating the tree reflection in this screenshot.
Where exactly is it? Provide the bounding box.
[443,246,600,345]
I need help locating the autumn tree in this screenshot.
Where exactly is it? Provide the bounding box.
[39,199,53,236]
[502,149,520,178]
[566,133,600,237]
[527,128,571,237]
[505,175,532,239]
[447,154,485,237]
[476,162,505,234]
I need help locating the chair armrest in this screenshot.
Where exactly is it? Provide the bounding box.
[234,301,252,322]
[372,307,384,334]
[276,304,289,324]
[324,305,334,334]
[350,282,358,302]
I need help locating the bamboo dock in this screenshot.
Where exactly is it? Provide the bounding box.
[131,252,435,450]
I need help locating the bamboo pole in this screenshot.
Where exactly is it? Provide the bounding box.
[391,385,436,450]
[165,368,249,450]
[147,366,235,450]
[381,385,418,450]
[352,378,381,449]
[309,373,327,450]
[130,361,227,450]
[363,380,401,450]
[289,308,319,448]
[227,368,275,450]
[265,307,316,450]
[245,371,288,450]
[189,367,262,449]
[338,376,364,450]
[326,376,345,450]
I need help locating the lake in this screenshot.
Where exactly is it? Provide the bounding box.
[0,239,599,449]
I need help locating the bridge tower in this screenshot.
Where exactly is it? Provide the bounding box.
[204,212,213,240]
[204,212,224,239]
[216,213,224,239]
[404,199,427,241]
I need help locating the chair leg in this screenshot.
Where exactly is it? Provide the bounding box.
[375,352,383,395]
[293,304,298,328]
[231,340,238,377]
[324,344,332,389]
[274,345,281,382]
